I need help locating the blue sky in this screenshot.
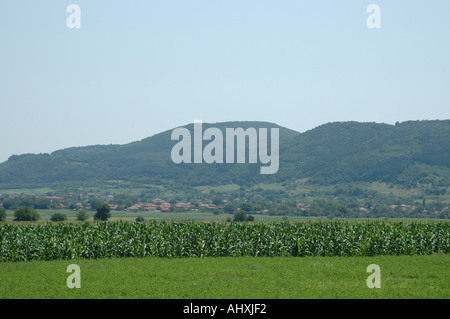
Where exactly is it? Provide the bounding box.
[1,0,449,163]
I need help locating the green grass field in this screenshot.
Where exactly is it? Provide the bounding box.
[3,208,445,224]
[0,254,448,299]
[1,209,324,223]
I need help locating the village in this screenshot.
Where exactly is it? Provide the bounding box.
[123,198,217,213]
[0,192,219,213]
[0,191,448,219]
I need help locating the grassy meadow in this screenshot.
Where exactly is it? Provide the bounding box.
[0,254,448,299]
[1,208,321,223]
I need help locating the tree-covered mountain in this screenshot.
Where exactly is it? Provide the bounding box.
[0,120,448,190]
[0,121,299,187]
[278,120,450,188]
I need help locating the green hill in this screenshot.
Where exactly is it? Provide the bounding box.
[278,120,450,187]
[0,121,299,187]
[0,120,448,191]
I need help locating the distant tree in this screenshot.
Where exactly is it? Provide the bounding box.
[223,204,234,214]
[240,203,253,212]
[94,203,111,221]
[67,201,77,210]
[136,216,145,222]
[0,208,6,221]
[76,209,89,221]
[50,213,67,222]
[1,199,15,210]
[89,198,103,211]
[233,210,248,222]
[34,197,51,209]
[14,206,40,221]
[212,198,222,206]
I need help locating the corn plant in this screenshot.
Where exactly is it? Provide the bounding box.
[0,220,448,262]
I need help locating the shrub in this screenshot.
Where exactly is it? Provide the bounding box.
[136,216,145,222]
[0,208,6,221]
[14,206,40,221]
[76,209,89,221]
[50,213,67,222]
[233,210,254,222]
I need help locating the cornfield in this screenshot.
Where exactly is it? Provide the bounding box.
[0,220,449,262]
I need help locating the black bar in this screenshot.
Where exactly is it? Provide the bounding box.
[0,299,446,317]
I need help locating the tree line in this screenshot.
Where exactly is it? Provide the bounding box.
[0,203,112,222]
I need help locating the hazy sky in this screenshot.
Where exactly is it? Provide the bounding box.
[1,0,449,163]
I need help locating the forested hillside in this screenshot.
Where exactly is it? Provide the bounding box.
[0,120,448,190]
[278,120,450,188]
